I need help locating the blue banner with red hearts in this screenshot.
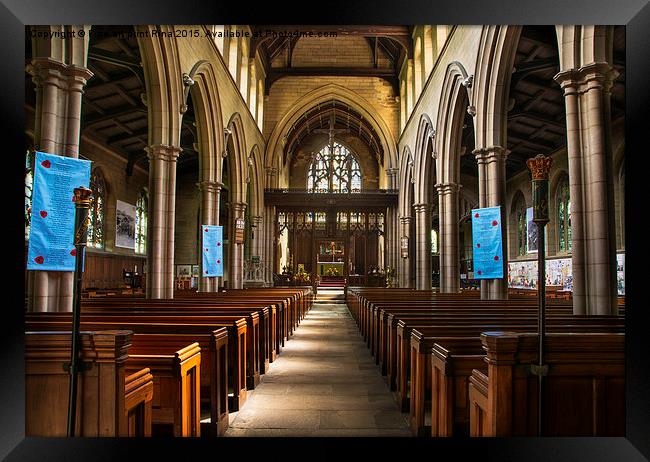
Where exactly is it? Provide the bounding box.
[471,206,504,279]
[201,225,224,277]
[27,151,92,271]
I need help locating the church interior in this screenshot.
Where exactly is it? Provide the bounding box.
[23,25,626,438]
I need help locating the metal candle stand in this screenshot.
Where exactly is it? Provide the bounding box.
[66,186,93,437]
[526,154,553,437]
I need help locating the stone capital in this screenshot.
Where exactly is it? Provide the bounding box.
[413,203,432,214]
[265,166,278,176]
[554,62,619,95]
[145,144,182,162]
[231,202,247,214]
[196,179,223,193]
[399,216,412,225]
[435,182,461,195]
[252,215,263,225]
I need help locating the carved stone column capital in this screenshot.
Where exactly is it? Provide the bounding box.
[399,216,412,226]
[196,179,223,193]
[554,62,619,95]
[231,202,247,215]
[146,144,183,162]
[435,182,461,195]
[413,203,432,214]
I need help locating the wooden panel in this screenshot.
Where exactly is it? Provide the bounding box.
[83,252,146,290]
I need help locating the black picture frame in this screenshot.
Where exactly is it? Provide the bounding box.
[5,1,649,460]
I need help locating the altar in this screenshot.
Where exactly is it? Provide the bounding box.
[318,261,344,276]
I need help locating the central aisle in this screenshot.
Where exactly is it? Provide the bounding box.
[224,293,412,437]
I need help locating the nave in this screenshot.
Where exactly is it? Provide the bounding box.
[225,289,411,437]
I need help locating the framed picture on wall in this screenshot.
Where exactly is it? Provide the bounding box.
[176,264,191,278]
[191,265,200,277]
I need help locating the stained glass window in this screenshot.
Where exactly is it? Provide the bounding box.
[431,229,438,254]
[25,150,34,240]
[307,142,362,193]
[87,169,106,249]
[135,189,147,254]
[557,176,571,252]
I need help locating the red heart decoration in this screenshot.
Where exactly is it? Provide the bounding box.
[205,228,209,232]
[41,160,51,168]
[70,249,77,257]
[205,248,209,252]
[217,259,221,264]
[476,243,481,248]
[494,255,499,261]
[217,242,221,247]
[40,210,48,218]
[477,270,482,275]
[492,220,498,226]
[34,256,44,264]
[205,270,208,274]
[474,213,479,218]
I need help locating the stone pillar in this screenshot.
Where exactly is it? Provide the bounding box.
[26,56,93,313]
[263,205,275,285]
[386,168,399,278]
[555,63,619,315]
[398,216,412,287]
[474,148,489,299]
[437,182,460,293]
[146,144,182,299]
[414,203,432,289]
[197,179,221,292]
[229,202,247,289]
[484,147,510,299]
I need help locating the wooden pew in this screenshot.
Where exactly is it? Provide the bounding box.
[402,317,624,434]
[126,342,202,437]
[26,330,152,437]
[124,367,154,436]
[26,318,249,412]
[468,331,625,436]
[128,330,229,437]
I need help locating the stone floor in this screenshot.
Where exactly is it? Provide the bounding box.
[224,296,412,437]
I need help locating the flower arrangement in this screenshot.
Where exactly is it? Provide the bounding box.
[384,266,395,288]
[293,267,311,283]
[325,266,340,277]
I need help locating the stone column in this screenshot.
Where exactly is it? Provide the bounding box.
[197,180,221,292]
[485,147,509,299]
[437,182,460,293]
[146,144,181,299]
[413,203,432,289]
[229,202,247,289]
[555,63,618,315]
[398,216,412,287]
[474,148,489,299]
[251,215,264,283]
[263,205,275,285]
[26,57,93,312]
[385,168,399,278]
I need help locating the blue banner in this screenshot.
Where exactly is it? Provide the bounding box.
[27,152,92,271]
[201,225,224,277]
[471,206,504,279]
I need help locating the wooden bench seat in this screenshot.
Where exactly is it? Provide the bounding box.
[124,367,154,436]
[468,332,625,436]
[26,318,249,412]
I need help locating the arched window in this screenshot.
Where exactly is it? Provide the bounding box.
[557,175,571,252]
[514,195,527,256]
[87,169,106,248]
[431,229,438,254]
[306,142,361,193]
[135,189,147,254]
[25,150,34,240]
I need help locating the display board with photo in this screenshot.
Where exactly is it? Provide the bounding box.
[115,200,136,249]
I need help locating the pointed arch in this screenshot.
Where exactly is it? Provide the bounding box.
[225,112,248,205]
[435,61,472,185]
[186,60,225,185]
[398,145,414,217]
[247,144,264,217]
[473,25,522,151]
[413,113,436,204]
[264,84,398,187]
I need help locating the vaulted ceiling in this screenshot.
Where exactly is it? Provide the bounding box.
[251,25,411,94]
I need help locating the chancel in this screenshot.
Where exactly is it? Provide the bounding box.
[23,24,625,438]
